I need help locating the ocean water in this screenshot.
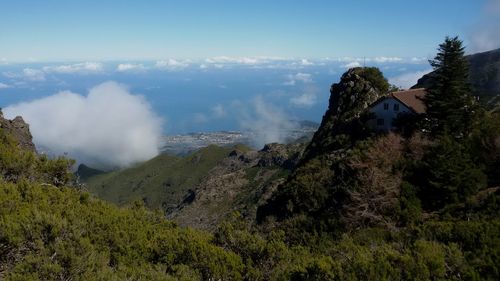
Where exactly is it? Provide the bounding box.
[0,60,431,135]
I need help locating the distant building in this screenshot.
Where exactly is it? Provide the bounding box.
[368,88,427,131]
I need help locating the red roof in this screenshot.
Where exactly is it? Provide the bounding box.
[391,88,427,114]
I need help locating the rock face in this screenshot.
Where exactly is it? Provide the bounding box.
[305,67,388,159]
[257,67,391,222]
[257,143,303,169]
[0,110,36,152]
[168,142,307,230]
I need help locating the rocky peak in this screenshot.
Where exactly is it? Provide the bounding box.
[0,110,36,152]
[304,67,389,158]
[329,67,387,122]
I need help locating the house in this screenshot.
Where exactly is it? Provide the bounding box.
[368,88,427,131]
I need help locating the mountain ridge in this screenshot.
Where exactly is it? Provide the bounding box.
[412,47,500,108]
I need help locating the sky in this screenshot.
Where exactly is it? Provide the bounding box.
[0,0,494,61]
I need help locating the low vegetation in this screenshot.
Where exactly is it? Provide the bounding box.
[83,145,234,211]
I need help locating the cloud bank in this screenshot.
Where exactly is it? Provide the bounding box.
[43,62,104,74]
[342,61,361,68]
[283,72,313,86]
[155,59,190,70]
[389,69,431,89]
[290,92,317,107]
[237,96,297,148]
[4,81,163,169]
[117,63,146,72]
[469,0,500,53]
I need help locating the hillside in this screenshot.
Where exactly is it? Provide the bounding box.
[412,48,500,108]
[82,145,234,210]
[2,59,500,279]
[82,142,307,230]
[169,142,306,230]
[0,117,248,280]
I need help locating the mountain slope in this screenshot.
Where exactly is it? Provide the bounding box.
[83,141,307,230]
[83,145,233,210]
[169,142,306,230]
[0,121,249,280]
[412,48,500,108]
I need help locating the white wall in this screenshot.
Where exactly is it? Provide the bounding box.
[368,97,412,131]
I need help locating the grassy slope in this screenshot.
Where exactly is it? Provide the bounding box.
[84,145,234,210]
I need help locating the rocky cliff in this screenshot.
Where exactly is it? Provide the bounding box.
[0,110,36,152]
[257,67,391,222]
[305,67,389,160]
[167,142,306,230]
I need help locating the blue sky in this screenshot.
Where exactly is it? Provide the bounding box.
[0,0,491,61]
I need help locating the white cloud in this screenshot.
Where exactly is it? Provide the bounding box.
[0,82,11,89]
[337,57,363,63]
[155,59,190,70]
[335,56,418,65]
[205,56,262,65]
[299,59,314,66]
[295,73,312,83]
[9,69,40,81]
[342,61,362,68]
[389,69,432,89]
[410,57,427,63]
[116,63,146,72]
[284,72,313,86]
[237,96,297,148]
[22,68,46,81]
[202,56,292,68]
[3,81,163,169]
[373,56,403,63]
[290,92,317,107]
[469,0,500,53]
[211,104,226,118]
[43,62,103,74]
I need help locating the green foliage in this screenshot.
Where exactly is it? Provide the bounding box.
[359,67,390,94]
[84,145,232,210]
[398,181,422,225]
[0,129,74,186]
[424,36,478,137]
[0,181,245,280]
[413,47,500,109]
[410,136,487,210]
[469,110,500,186]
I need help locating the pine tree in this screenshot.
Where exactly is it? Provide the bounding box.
[424,36,476,137]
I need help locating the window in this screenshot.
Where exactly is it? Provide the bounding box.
[383,103,389,110]
[394,104,399,111]
[377,118,384,126]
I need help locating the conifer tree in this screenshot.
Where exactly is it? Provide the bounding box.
[424,36,476,137]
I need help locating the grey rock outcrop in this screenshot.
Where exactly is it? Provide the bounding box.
[305,67,388,159]
[0,110,36,152]
[169,142,307,230]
